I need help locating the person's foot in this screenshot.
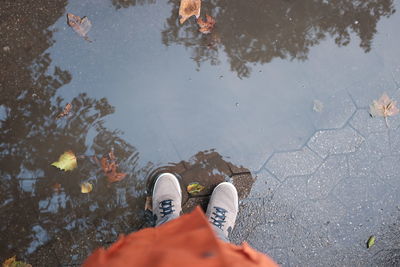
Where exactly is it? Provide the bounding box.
[206,182,239,238]
[152,173,182,225]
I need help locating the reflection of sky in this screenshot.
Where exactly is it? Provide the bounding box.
[27,225,50,254]
[45,0,400,172]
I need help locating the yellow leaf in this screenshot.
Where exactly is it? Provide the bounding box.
[367,235,376,248]
[80,182,93,193]
[51,151,77,171]
[179,0,201,24]
[187,182,205,195]
[3,256,16,267]
[2,256,32,267]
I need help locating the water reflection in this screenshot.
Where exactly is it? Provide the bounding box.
[0,0,148,263]
[162,0,395,78]
[111,0,156,9]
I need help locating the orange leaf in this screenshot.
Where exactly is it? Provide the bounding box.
[197,15,216,34]
[52,183,62,193]
[56,103,72,119]
[101,150,127,183]
[179,0,201,24]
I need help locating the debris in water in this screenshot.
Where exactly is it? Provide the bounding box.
[51,151,78,171]
[187,182,205,195]
[67,13,92,42]
[179,0,201,24]
[313,99,324,113]
[56,103,72,119]
[2,256,32,267]
[81,182,93,193]
[369,93,399,127]
[197,14,216,34]
[101,149,127,183]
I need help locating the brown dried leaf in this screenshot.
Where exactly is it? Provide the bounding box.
[101,150,127,183]
[197,15,216,34]
[370,93,399,127]
[56,103,72,119]
[144,196,152,211]
[52,183,62,193]
[67,13,92,42]
[179,0,201,24]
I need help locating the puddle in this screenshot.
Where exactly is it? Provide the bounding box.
[1,0,399,265]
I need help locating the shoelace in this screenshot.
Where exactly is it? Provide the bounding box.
[210,207,227,229]
[159,199,174,217]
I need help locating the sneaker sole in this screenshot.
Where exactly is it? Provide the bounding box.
[210,182,239,211]
[153,173,182,198]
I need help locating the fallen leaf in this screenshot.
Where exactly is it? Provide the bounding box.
[187,182,205,195]
[101,150,127,183]
[52,183,62,193]
[313,99,324,113]
[51,151,77,171]
[81,182,93,193]
[179,0,201,24]
[370,93,399,127]
[197,15,216,34]
[2,256,32,267]
[67,13,92,42]
[56,103,72,119]
[367,235,376,248]
[144,196,152,211]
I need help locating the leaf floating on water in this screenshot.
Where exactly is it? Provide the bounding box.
[52,183,62,193]
[67,13,92,42]
[51,151,77,171]
[370,93,399,127]
[56,103,72,119]
[197,15,216,34]
[367,235,376,248]
[81,182,93,193]
[101,150,127,183]
[187,182,205,195]
[179,0,201,24]
[144,196,152,211]
[2,256,32,267]
[313,99,324,113]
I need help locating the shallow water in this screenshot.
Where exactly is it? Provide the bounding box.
[1,0,400,264]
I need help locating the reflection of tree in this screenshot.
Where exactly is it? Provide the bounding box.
[111,0,156,9]
[0,0,148,264]
[162,0,395,78]
[0,1,254,264]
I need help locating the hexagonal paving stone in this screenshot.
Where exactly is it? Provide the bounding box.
[231,198,266,244]
[307,155,348,200]
[347,74,395,108]
[375,155,400,188]
[348,131,391,177]
[265,148,323,180]
[292,197,347,237]
[249,169,281,199]
[311,89,356,130]
[390,126,400,155]
[349,109,399,136]
[269,176,308,221]
[333,176,394,209]
[307,126,364,158]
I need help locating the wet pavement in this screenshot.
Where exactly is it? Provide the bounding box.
[1,0,400,266]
